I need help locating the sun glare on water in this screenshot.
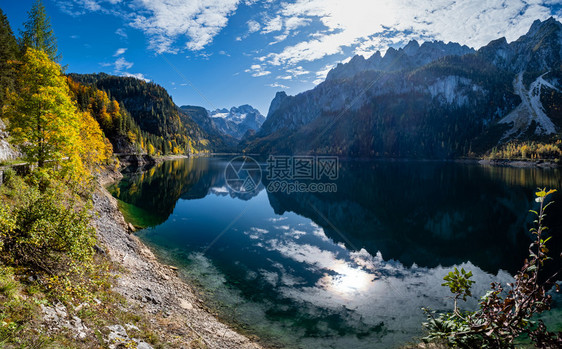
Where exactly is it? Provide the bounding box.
[327,263,375,296]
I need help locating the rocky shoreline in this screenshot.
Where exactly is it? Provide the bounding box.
[477,158,559,168]
[93,170,263,349]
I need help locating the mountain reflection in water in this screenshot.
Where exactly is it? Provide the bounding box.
[108,157,562,349]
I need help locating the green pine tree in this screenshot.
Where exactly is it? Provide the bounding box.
[0,8,18,114]
[20,0,60,62]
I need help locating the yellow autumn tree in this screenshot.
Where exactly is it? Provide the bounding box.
[78,111,112,174]
[3,48,110,179]
[147,143,156,156]
[4,48,80,168]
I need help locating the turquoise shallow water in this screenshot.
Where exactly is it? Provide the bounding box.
[108,157,562,348]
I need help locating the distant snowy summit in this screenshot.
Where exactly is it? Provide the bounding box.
[209,105,265,139]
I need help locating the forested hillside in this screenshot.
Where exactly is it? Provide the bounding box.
[69,73,232,154]
[67,77,155,154]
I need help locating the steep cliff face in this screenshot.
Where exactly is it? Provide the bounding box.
[0,118,18,161]
[245,18,562,158]
[478,17,562,140]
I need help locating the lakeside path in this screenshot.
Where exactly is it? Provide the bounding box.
[93,171,264,349]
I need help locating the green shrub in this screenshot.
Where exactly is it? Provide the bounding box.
[0,173,95,275]
[1,168,15,184]
[0,266,18,298]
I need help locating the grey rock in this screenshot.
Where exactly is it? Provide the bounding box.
[0,118,19,162]
[107,324,130,348]
[41,303,90,339]
[125,323,140,332]
[134,339,154,349]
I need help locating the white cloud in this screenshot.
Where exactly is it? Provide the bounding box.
[268,216,288,222]
[113,57,132,72]
[268,82,289,89]
[263,32,349,65]
[262,15,283,33]
[57,0,117,16]
[59,0,241,53]
[114,56,133,71]
[129,0,240,52]
[58,0,561,70]
[113,47,127,56]
[269,34,288,45]
[75,0,101,11]
[247,19,261,33]
[121,72,150,82]
[284,16,310,31]
[260,0,560,67]
[313,63,335,85]
[286,66,309,77]
[253,71,271,77]
[115,28,128,38]
[245,64,271,77]
[353,33,416,57]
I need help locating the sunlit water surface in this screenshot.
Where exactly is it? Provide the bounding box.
[108,157,562,348]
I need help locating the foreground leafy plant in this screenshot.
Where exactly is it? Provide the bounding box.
[423,188,562,348]
[0,173,95,275]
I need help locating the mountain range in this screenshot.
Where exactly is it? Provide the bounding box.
[241,17,562,158]
[180,105,265,141]
[209,105,265,140]
[23,18,562,160]
[68,73,265,154]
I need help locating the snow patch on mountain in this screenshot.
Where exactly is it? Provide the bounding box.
[209,105,265,139]
[211,111,229,119]
[499,72,557,138]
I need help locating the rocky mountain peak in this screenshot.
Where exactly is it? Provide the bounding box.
[267,91,289,117]
[478,17,562,72]
[326,40,474,81]
[207,104,265,140]
[403,40,420,56]
[528,17,560,36]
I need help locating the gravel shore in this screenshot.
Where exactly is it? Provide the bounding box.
[93,171,263,349]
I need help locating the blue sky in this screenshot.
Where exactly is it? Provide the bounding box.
[2,0,561,114]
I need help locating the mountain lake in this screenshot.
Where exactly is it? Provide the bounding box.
[108,156,562,349]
